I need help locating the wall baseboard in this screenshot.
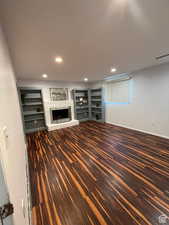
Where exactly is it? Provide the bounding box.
[106,121,169,140]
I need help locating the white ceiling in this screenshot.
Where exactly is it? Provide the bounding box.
[1,0,169,82]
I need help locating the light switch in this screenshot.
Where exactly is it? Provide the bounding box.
[21,199,26,218]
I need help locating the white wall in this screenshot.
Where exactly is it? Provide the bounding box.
[90,63,169,139]
[0,25,29,225]
[17,80,88,125]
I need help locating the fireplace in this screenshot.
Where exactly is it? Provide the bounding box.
[50,107,71,124]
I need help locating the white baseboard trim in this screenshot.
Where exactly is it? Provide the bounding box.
[106,121,169,140]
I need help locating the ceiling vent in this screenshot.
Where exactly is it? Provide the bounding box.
[104,73,131,82]
[156,53,169,64]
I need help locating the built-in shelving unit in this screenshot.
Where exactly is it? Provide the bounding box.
[19,88,46,134]
[90,88,104,122]
[73,88,104,122]
[73,89,90,122]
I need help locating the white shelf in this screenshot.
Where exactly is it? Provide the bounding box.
[25,126,46,134]
[22,102,42,106]
[23,111,44,116]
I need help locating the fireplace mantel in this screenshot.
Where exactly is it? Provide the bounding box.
[43,88,79,130]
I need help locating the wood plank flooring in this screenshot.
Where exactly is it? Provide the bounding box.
[27,121,169,225]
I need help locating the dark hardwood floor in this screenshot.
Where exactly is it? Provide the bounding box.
[27,121,169,225]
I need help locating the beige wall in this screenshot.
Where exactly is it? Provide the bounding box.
[90,63,169,139]
[0,25,29,225]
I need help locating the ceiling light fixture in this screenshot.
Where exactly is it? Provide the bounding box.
[55,56,63,63]
[84,78,88,82]
[42,74,48,78]
[111,68,117,73]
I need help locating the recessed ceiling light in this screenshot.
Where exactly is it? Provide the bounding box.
[84,78,88,82]
[55,56,63,63]
[42,74,48,78]
[111,68,117,73]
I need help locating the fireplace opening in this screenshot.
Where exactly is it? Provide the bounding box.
[51,107,71,124]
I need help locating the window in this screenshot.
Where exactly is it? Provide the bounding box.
[104,79,131,104]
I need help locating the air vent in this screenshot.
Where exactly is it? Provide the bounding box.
[104,73,131,82]
[156,53,169,64]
